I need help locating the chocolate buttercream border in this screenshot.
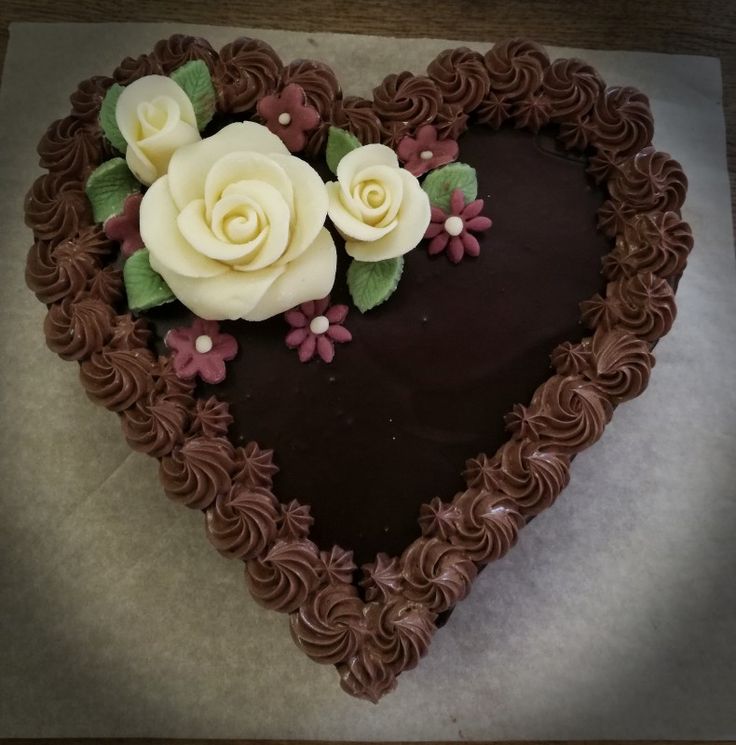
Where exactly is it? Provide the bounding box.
[23,34,692,704]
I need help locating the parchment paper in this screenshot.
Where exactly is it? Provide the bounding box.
[1,23,734,739]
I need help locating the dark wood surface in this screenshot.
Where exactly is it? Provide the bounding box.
[1,0,734,222]
[0,2,732,742]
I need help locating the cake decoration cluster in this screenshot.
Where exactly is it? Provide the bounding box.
[77,54,494,374]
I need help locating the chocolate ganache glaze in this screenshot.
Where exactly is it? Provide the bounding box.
[25,35,692,703]
[176,123,612,568]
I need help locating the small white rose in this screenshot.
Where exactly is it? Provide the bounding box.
[116,75,202,185]
[140,121,336,321]
[326,144,431,262]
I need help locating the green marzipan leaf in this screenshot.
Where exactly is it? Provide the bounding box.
[422,162,478,212]
[170,60,216,131]
[123,248,176,312]
[99,83,127,153]
[326,126,362,175]
[347,256,404,313]
[85,158,140,224]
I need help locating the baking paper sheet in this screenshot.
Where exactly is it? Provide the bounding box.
[0,22,734,739]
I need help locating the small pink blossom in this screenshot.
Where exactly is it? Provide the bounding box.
[284,296,352,364]
[105,193,144,258]
[397,124,459,177]
[165,318,238,384]
[257,83,321,153]
[424,188,492,263]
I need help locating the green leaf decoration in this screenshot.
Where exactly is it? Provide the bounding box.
[170,60,216,131]
[123,248,176,312]
[422,162,478,212]
[326,126,362,175]
[99,83,127,153]
[85,158,140,224]
[347,256,404,313]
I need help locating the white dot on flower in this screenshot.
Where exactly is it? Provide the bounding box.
[278,112,292,126]
[420,150,434,160]
[309,315,330,335]
[444,215,464,236]
[195,334,213,353]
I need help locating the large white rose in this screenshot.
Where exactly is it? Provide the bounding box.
[116,75,201,185]
[326,144,431,262]
[140,122,336,321]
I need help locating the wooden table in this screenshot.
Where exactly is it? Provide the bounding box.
[1,0,734,223]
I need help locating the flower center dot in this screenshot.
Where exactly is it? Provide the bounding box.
[420,150,434,160]
[309,315,330,335]
[195,334,213,353]
[444,216,464,236]
[278,112,292,126]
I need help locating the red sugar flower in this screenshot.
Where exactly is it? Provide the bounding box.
[165,318,238,384]
[284,296,352,364]
[397,124,459,177]
[105,193,144,258]
[257,83,321,153]
[424,188,492,263]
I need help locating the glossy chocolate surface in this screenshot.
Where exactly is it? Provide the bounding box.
[149,124,609,567]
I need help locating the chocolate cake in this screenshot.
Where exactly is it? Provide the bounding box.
[24,34,692,702]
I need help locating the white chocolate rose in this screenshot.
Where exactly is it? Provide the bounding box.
[116,75,201,185]
[140,121,336,321]
[326,144,431,262]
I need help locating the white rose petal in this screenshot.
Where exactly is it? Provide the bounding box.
[327,142,430,262]
[203,151,294,220]
[167,122,288,209]
[335,143,400,187]
[176,183,290,268]
[210,190,265,244]
[159,260,286,321]
[116,75,201,185]
[345,164,403,227]
[269,153,329,264]
[247,228,337,321]
[142,177,225,278]
[326,182,396,242]
[157,228,336,322]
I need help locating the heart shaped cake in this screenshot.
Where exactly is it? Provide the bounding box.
[24,34,692,702]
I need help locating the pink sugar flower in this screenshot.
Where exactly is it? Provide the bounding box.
[284,296,352,364]
[165,318,238,384]
[397,124,459,177]
[105,193,144,258]
[257,83,321,153]
[424,188,492,263]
